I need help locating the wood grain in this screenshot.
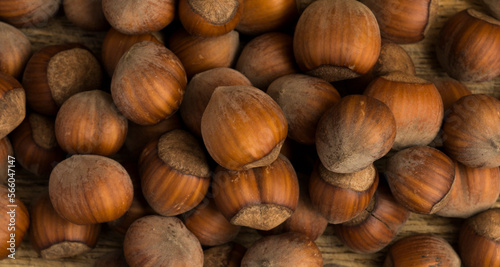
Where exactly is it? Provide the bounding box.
[1,0,499,266]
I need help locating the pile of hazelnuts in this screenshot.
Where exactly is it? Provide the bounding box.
[0,0,499,266]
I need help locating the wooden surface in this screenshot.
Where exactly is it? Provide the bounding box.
[1,0,500,266]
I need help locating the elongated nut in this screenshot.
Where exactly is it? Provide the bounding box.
[30,193,100,259]
[139,129,211,216]
[213,154,299,231]
[201,85,288,171]
[0,22,31,78]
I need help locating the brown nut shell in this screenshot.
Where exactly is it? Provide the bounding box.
[334,186,410,253]
[179,0,243,37]
[442,94,500,169]
[360,0,438,43]
[385,146,455,214]
[316,95,396,173]
[384,234,461,267]
[432,77,472,111]
[11,113,65,176]
[204,243,246,267]
[0,72,26,139]
[123,215,203,267]
[30,193,100,259]
[309,163,379,224]
[236,32,298,90]
[111,41,187,125]
[267,74,340,145]
[437,161,500,218]
[63,0,109,31]
[0,22,31,78]
[102,0,175,35]
[436,9,500,82]
[22,43,102,116]
[236,0,298,35]
[201,85,288,171]
[293,0,381,82]
[458,208,500,267]
[0,0,60,28]
[55,90,127,156]
[183,199,241,246]
[139,129,211,216]
[364,72,443,150]
[0,185,29,260]
[213,154,299,231]
[241,232,323,267]
[49,154,134,225]
[101,28,164,76]
[169,29,239,78]
[179,67,252,137]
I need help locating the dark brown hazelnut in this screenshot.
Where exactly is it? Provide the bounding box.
[204,243,246,267]
[63,0,109,31]
[0,0,60,28]
[0,72,26,139]
[0,21,31,78]
[236,0,298,35]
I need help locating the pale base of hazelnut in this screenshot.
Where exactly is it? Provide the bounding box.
[242,139,284,170]
[231,204,292,231]
[41,241,92,259]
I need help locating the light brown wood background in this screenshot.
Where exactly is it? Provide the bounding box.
[1,0,499,266]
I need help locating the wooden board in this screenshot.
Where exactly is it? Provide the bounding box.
[1,0,500,266]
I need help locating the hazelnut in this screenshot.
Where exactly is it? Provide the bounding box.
[182,199,241,246]
[101,28,164,76]
[359,0,439,43]
[10,112,65,176]
[179,67,252,137]
[55,90,128,156]
[168,29,239,78]
[436,9,500,82]
[436,161,500,218]
[0,185,29,260]
[384,234,461,267]
[22,43,103,116]
[316,95,396,173]
[0,137,13,183]
[241,232,323,267]
[204,243,246,267]
[0,21,31,78]
[139,129,211,216]
[101,0,175,35]
[49,154,134,224]
[372,40,416,77]
[235,32,298,90]
[201,85,288,170]
[0,0,60,28]
[124,114,183,156]
[123,215,203,267]
[458,208,500,267]
[30,193,100,259]
[364,72,443,150]
[334,185,410,253]
[293,0,381,82]
[213,154,299,231]
[267,74,340,145]
[0,72,26,139]
[236,0,298,35]
[385,146,455,214]
[178,0,244,37]
[432,77,472,111]
[309,163,379,224]
[63,0,109,31]
[442,94,500,169]
[111,41,187,125]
